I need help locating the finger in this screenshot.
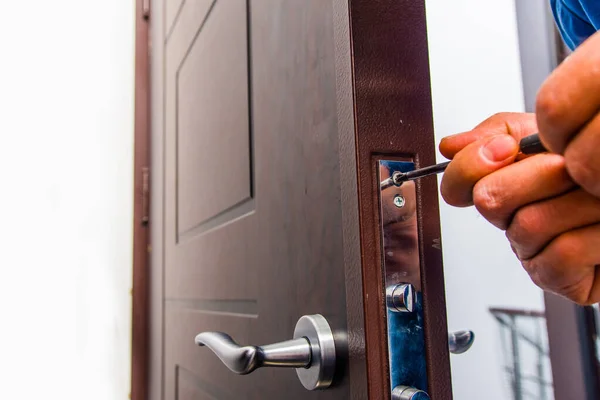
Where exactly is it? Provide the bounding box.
[439,112,537,159]
[522,224,600,305]
[564,112,600,197]
[440,134,519,207]
[507,189,600,259]
[472,154,575,229]
[536,31,600,153]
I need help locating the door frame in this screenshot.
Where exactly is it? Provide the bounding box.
[132,0,151,399]
[347,1,452,398]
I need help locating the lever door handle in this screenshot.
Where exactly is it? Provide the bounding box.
[195,332,311,374]
[195,314,336,390]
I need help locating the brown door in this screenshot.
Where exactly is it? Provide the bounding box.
[148,0,368,398]
[137,0,600,399]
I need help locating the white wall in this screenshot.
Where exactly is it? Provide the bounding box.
[424,1,550,398]
[0,1,134,399]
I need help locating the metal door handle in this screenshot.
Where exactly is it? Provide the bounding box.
[194,333,311,374]
[195,314,336,390]
[448,330,475,354]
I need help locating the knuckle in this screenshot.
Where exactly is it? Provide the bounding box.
[550,232,581,266]
[566,153,600,197]
[490,112,511,121]
[477,112,513,131]
[521,259,545,289]
[536,83,564,129]
[522,233,598,305]
[473,181,506,218]
[563,285,596,305]
[506,206,541,247]
[440,175,473,207]
[554,275,595,305]
[440,181,461,207]
[527,259,552,289]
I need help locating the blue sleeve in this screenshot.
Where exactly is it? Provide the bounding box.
[551,0,600,50]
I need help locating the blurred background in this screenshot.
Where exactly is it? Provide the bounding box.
[0,1,134,399]
[427,0,566,398]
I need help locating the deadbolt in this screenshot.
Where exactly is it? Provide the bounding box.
[392,385,431,400]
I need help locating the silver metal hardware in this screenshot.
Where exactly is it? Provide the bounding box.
[194,333,310,374]
[380,160,427,392]
[293,314,337,390]
[386,283,415,313]
[392,385,431,400]
[380,171,404,190]
[195,314,336,390]
[393,194,406,208]
[448,330,475,354]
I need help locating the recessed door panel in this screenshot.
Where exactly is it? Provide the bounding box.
[152,0,367,399]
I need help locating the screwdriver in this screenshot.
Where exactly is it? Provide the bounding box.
[380,133,546,190]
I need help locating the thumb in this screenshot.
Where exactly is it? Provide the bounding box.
[441,134,519,207]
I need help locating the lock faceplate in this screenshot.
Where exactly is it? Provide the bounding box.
[378,160,428,394]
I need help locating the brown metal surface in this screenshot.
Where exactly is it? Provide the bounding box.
[132,0,151,398]
[348,0,452,398]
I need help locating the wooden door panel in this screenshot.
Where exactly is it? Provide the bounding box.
[166,311,251,399]
[164,2,261,397]
[165,0,186,38]
[165,0,257,312]
[176,365,229,399]
[175,0,251,235]
[158,0,360,398]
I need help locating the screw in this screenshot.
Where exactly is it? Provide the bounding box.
[393,194,406,208]
[391,171,404,186]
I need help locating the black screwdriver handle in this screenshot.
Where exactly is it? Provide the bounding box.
[519,133,547,154]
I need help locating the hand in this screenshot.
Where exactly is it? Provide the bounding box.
[439,38,600,306]
[536,31,600,198]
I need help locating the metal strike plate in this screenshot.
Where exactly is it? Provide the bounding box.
[378,160,428,395]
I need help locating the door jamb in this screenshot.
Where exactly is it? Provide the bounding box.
[132,0,151,399]
[348,1,452,398]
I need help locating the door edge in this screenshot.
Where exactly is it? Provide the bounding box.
[132,0,151,398]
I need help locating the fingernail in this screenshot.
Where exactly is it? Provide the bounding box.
[481,135,517,162]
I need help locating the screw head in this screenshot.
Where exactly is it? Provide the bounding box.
[393,194,406,208]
